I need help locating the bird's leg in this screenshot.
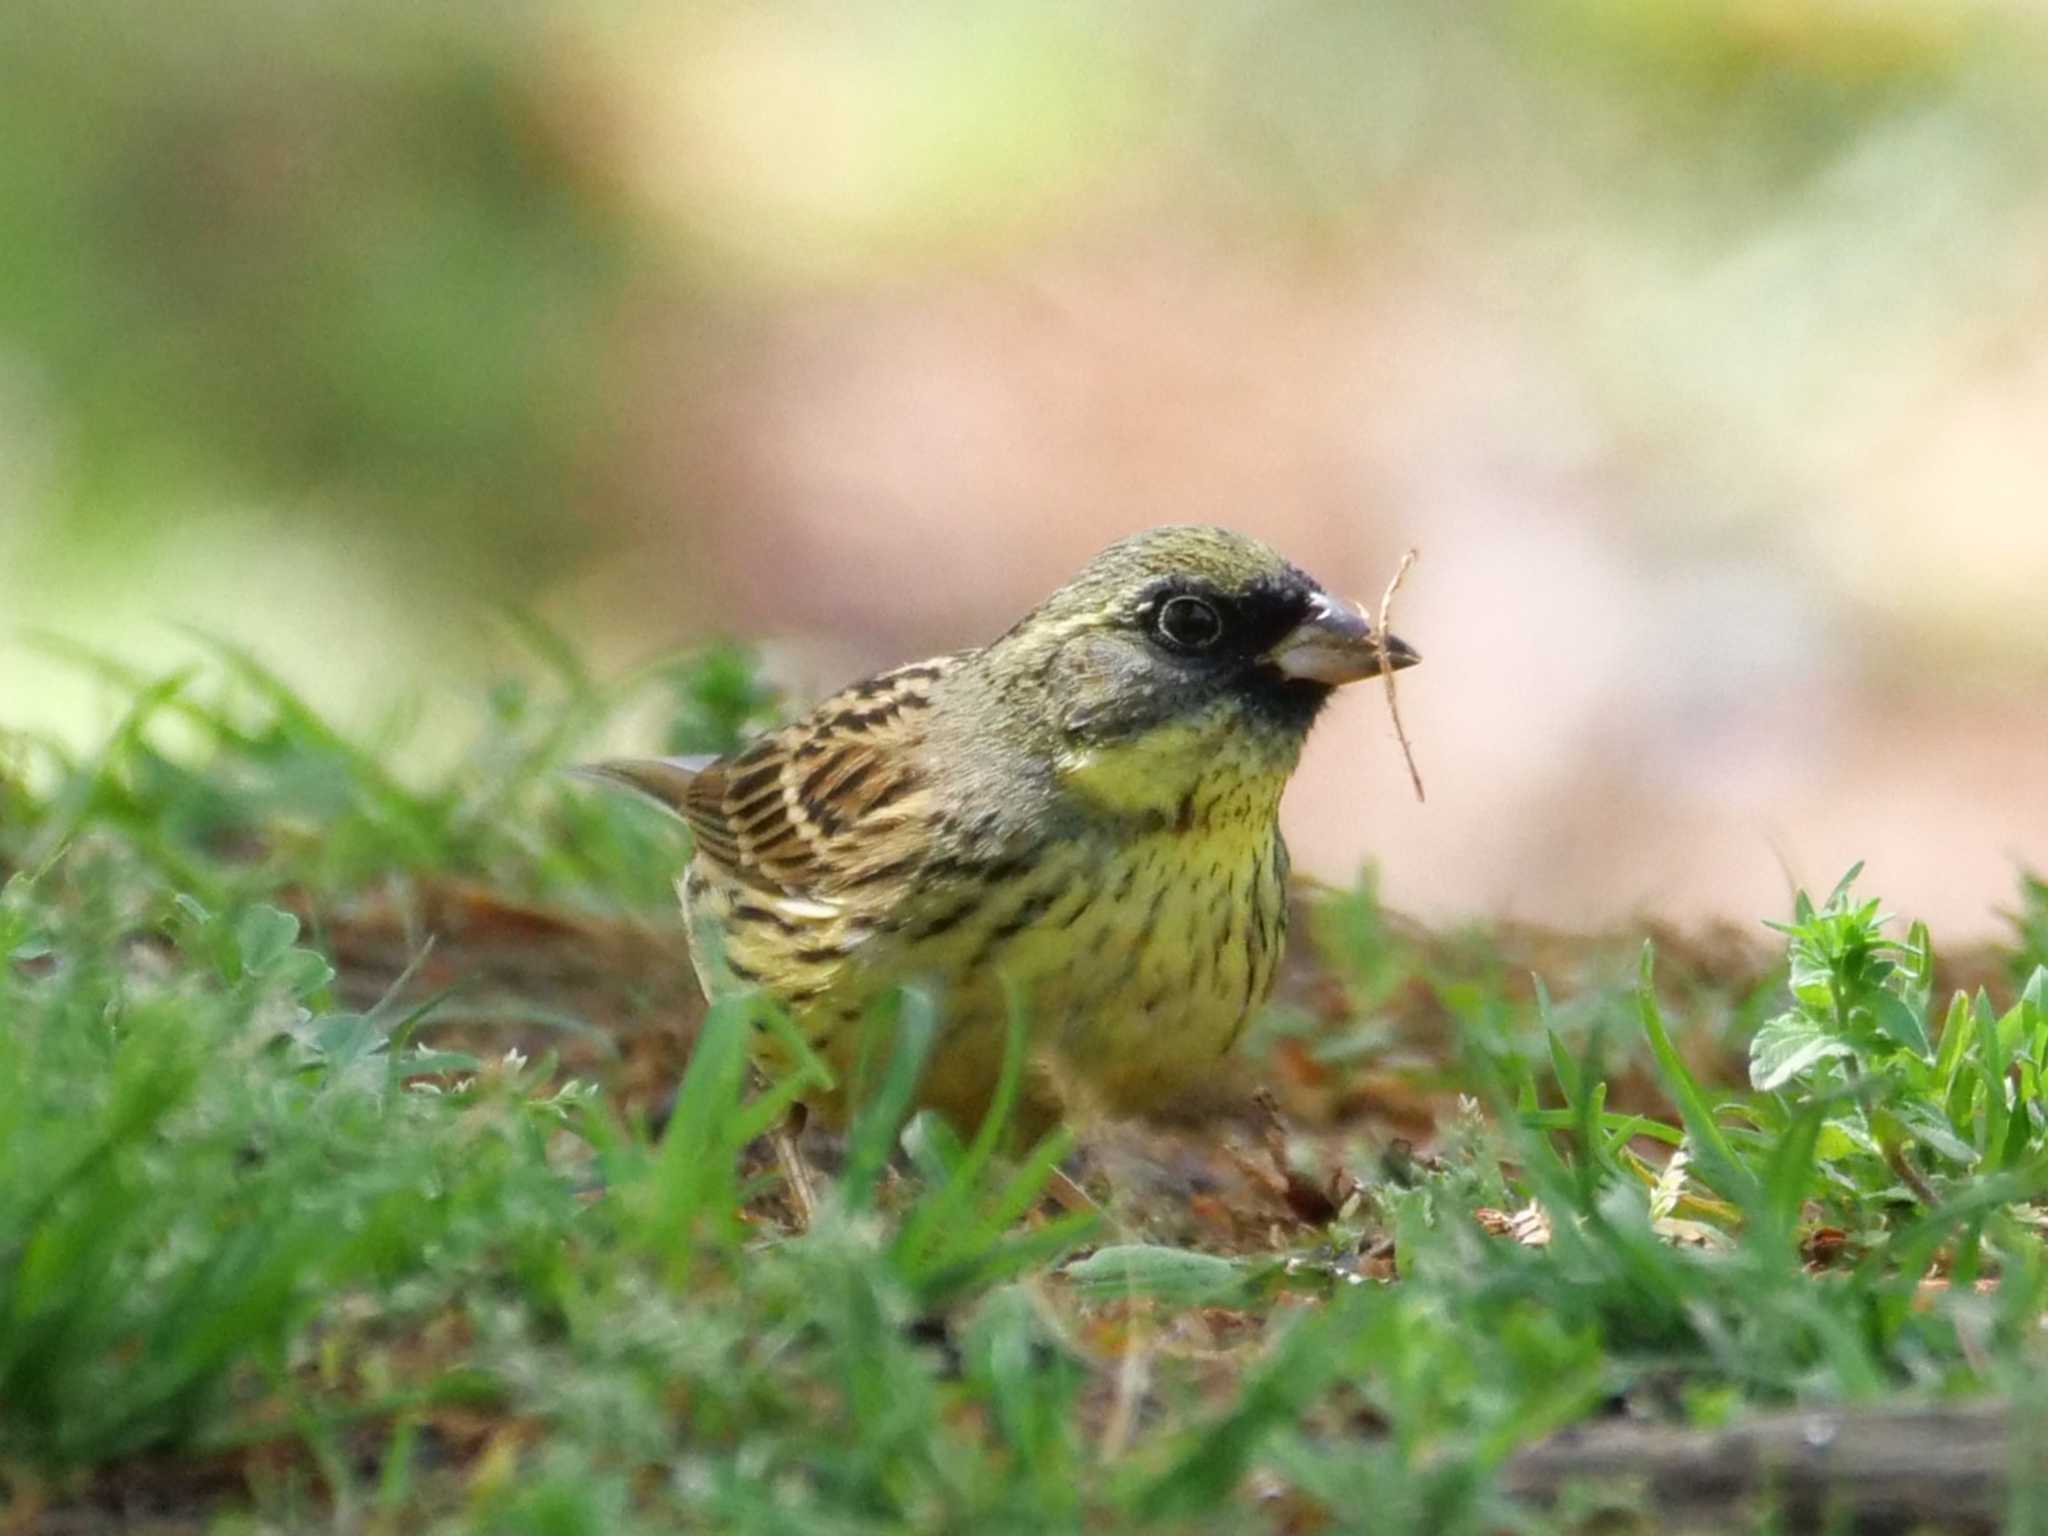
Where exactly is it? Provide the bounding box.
[771,1099,821,1231]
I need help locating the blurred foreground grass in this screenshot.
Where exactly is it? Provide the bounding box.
[3,648,2048,1532]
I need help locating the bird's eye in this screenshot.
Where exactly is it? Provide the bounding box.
[1153,594,1225,652]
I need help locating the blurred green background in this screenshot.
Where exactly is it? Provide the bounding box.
[4,0,2045,930]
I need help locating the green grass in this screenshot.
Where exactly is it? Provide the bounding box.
[3,651,2046,1532]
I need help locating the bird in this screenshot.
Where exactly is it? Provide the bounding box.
[582,525,1418,1197]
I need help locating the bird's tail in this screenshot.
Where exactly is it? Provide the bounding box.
[567,755,715,819]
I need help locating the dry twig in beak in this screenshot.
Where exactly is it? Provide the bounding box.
[1377,549,1425,803]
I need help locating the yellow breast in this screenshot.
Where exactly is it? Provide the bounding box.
[689,724,1295,1136]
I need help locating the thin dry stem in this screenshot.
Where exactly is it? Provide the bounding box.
[1098,1313,1153,1463]
[1377,548,1425,803]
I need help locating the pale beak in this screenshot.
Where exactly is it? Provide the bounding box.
[1264,592,1420,685]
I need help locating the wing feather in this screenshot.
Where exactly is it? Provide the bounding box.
[675,657,956,896]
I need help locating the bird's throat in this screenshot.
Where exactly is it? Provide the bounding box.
[1056,721,1297,834]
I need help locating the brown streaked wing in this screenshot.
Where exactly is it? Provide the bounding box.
[681,657,956,895]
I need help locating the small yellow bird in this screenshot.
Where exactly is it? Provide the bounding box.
[586,525,1417,1152]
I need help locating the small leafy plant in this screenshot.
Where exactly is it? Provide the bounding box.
[1734,866,2048,1244]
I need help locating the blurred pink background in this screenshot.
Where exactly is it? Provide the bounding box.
[4,0,2045,933]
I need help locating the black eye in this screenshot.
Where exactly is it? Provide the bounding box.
[1153,594,1225,652]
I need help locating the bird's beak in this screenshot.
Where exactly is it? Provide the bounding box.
[1264,592,1421,685]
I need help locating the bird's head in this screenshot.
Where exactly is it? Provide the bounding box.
[966,525,1419,818]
